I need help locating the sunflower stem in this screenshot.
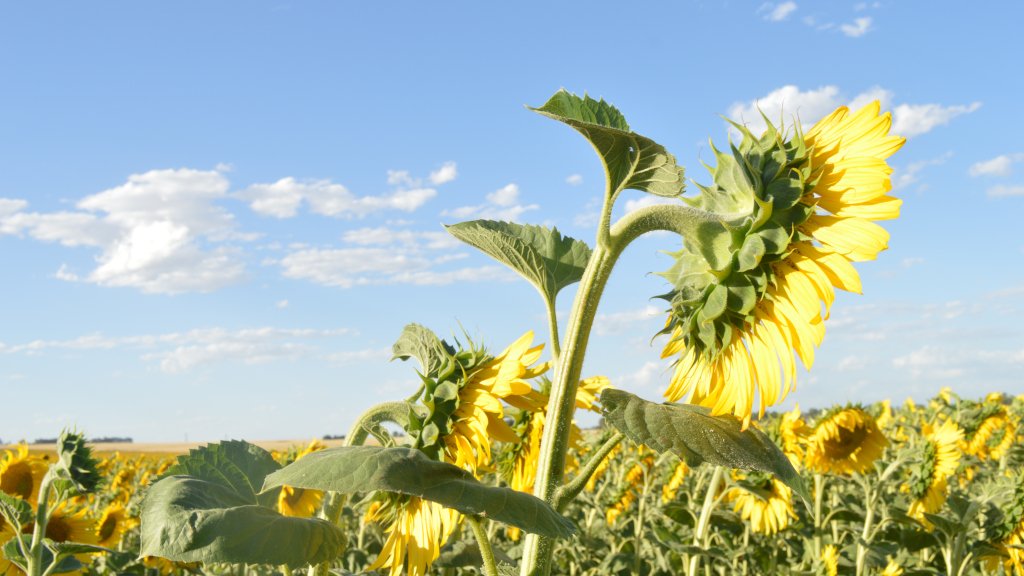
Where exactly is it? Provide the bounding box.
[813,473,825,560]
[28,473,55,576]
[855,477,875,576]
[520,202,717,576]
[554,431,623,511]
[688,465,725,576]
[468,515,498,576]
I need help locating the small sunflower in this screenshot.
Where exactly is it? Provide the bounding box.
[821,544,839,576]
[585,443,621,492]
[0,444,49,503]
[805,407,888,475]
[777,404,810,469]
[727,473,797,535]
[606,449,654,526]
[660,102,904,427]
[366,496,461,576]
[277,440,327,518]
[907,420,962,523]
[661,460,689,503]
[95,503,137,548]
[967,412,1017,461]
[878,558,903,576]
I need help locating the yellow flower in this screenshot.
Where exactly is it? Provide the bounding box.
[878,558,903,576]
[728,476,796,535]
[606,449,654,526]
[95,503,137,548]
[585,444,620,492]
[821,544,839,576]
[779,404,811,468]
[661,460,689,503]
[662,102,904,426]
[966,412,1016,461]
[805,408,888,475]
[367,496,461,576]
[42,502,96,545]
[443,331,549,473]
[0,444,49,503]
[277,440,327,518]
[907,420,963,523]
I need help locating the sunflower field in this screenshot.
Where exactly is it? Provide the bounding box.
[2,90,1022,576]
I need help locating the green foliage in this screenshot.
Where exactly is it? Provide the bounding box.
[262,445,576,538]
[391,323,457,379]
[139,441,345,568]
[446,220,591,306]
[3,535,83,574]
[530,90,685,200]
[51,429,102,497]
[600,389,808,503]
[0,491,33,527]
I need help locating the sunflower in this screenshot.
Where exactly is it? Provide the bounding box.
[438,331,549,473]
[727,474,796,535]
[506,376,610,495]
[778,404,810,469]
[907,420,962,523]
[95,503,137,548]
[661,460,689,503]
[805,407,888,475]
[878,558,903,576]
[277,440,327,518]
[0,444,49,503]
[606,449,654,526]
[366,496,461,576]
[585,443,621,492]
[821,544,839,576]
[966,412,1017,461]
[661,102,904,426]
[38,502,96,545]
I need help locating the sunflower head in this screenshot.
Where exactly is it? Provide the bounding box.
[906,420,963,523]
[805,407,889,475]
[52,429,102,497]
[367,494,461,576]
[404,331,548,474]
[727,471,796,535]
[0,444,49,503]
[277,440,327,518]
[821,544,839,576]
[95,502,137,548]
[659,103,904,426]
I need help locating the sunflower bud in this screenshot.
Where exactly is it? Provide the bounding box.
[52,429,102,497]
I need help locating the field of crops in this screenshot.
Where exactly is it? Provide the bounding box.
[1,388,1022,575]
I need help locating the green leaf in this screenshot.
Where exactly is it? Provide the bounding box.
[530,90,685,198]
[391,323,455,378]
[445,220,591,305]
[599,389,809,503]
[0,492,33,527]
[49,542,115,556]
[261,446,575,538]
[434,540,515,568]
[2,536,83,575]
[164,440,282,508]
[140,477,344,568]
[140,441,344,568]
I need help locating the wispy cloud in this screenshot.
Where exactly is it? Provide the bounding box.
[760,1,797,22]
[987,185,1024,198]
[969,153,1024,177]
[441,183,538,222]
[840,16,872,37]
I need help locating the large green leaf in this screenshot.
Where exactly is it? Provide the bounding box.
[140,441,344,568]
[530,90,685,198]
[261,446,575,538]
[445,220,591,304]
[0,492,33,527]
[391,323,455,378]
[600,389,808,503]
[164,439,281,508]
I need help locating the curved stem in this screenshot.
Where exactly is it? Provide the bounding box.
[468,516,499,576]
[554,431,624,510]
[687,466,725,576]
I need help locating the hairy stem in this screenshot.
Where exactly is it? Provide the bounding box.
[554,431,624,510]
[687,466,725,576]
[468,516,498,576]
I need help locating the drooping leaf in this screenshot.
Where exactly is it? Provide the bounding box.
[261,446,575,538]
[164,439,282,508]
[445,220,591,304]
[530,90,685,198]
[391,323,455,378]
[140,441,344,568]
[600,389,808,503]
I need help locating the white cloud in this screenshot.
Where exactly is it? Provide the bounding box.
[594,305,663,336]
[566,174,584,186]
[616,361,668,392]
[239,177,435,219]
[988,185,1024,198]
[340,227,459,250]
[840,16,872,37]
[837,355,867,371]
[892,101,982,138]
[901,257,925,268]
[892,152,952,191]
[761,1,797,21]
[0,326,355,373]
[429,162,458,185]
[0,168,246,294]
[442,183,538,222]
[276,299,289,309]
[728,85,980,139]
[969,153,1024,177]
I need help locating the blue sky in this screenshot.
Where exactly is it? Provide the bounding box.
[1,2,1021,443]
